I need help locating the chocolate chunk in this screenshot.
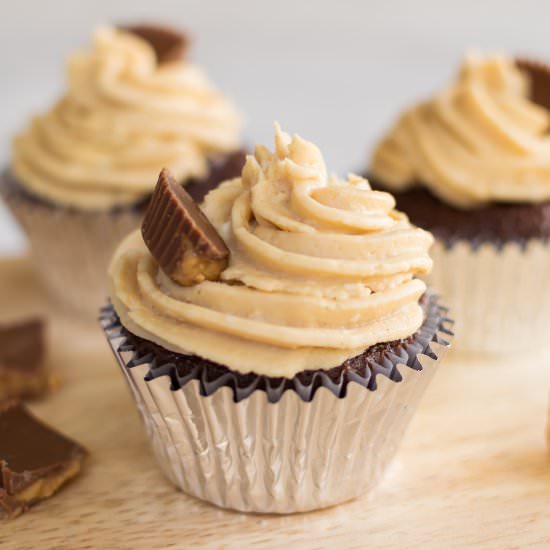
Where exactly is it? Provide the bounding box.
[142,169,230,286]
[0,401,87,519]
[0,319,59,400]
[121,23,188,64]
[517,58,550,111]
[0,319,43,372]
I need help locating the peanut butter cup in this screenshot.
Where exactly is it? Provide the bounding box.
[0,401,87,519]
[121,23,188,64]
[142,169,229,286]
[516,58,550,111]
[0,318,59,400]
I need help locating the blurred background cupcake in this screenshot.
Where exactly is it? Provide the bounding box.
[0,24,244,319]
[102,124,452,513]
[369,53,550,355]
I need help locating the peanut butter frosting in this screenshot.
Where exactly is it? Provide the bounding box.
[109,125,433,377]
[12,26,242,210]
[371,53,550,209]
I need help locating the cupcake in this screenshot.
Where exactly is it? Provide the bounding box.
[369,53,550,354]
[101,124,452,513]
[1,24,244,318]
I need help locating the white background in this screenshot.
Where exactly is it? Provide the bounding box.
[1,0,549,254]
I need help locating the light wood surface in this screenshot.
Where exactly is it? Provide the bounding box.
[1,256,549,549]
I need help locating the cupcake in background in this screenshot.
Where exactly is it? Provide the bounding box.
[1,24,244,318]
[102,124,452,513]
[369,53,550,355]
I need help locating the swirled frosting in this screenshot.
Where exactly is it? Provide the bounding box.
[371,53,550,209]
[110,125,433,377]
[12,26,242,210]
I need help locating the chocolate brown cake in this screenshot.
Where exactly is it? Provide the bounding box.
[185,151,247,203]
[368,180,550,245]
[101,293,451,403]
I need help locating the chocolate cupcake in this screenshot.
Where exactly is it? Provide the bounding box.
[101,125,452,513]
[0,24,244,318]
[369,53,550,354]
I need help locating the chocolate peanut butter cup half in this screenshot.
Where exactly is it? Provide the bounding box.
[0,318,60,400]
[142,169,229,286]
[0,401,87,519]
[120,23,188,64]
[516,58,550,111]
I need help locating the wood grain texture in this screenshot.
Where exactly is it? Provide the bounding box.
[0,256,549,549]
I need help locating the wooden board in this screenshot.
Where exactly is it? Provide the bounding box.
[1,255,550,549]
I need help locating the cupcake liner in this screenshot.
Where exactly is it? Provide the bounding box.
[0,172,144,319]
[429,237,550,355]
[105,294,451,403]
[100,295,452,514]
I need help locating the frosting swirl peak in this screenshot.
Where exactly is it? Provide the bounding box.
[110,125,433,377]
[12,26,242,210]
[371,53,550,208]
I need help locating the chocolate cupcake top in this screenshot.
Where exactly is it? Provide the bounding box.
[12,25,242,211]
[109,124,433,378]
[371,53,550,209]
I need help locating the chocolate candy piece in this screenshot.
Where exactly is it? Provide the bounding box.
[0,401,87,519]
[121,23,188,64]
[142,169,230,286]
[517,58,550,111]
[0,319,59,400]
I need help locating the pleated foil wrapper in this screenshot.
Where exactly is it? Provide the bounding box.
[100,295,452,514]
[428,237,550,355]
[0,172,144,319]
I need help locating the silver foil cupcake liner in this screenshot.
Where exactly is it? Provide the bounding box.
[429,237,550,355]
[100,295,452,513]
[0,172,144,319]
